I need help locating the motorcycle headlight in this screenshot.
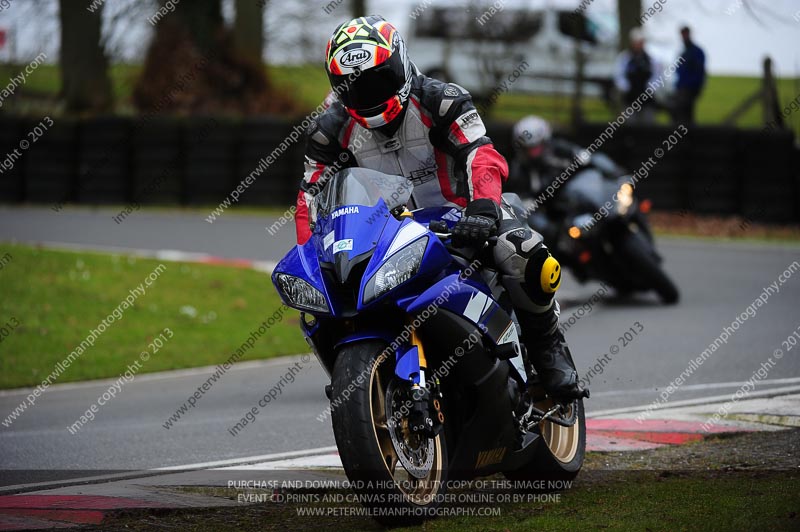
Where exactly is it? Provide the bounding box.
[617,183,634,215]
[363,237,428,304]
[275,273,329,313]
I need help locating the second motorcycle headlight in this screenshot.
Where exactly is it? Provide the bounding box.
[275,273,329,313]
[363,237,428,304]
[617,183,635,215]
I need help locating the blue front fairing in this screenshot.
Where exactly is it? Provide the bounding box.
[271,235,330,311]
[272,201,387,316]
[358,213,452,310]
[313,203,389,265]
[272,197,526,384]
[272,200,453,317]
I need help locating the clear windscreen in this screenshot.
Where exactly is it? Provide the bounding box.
[313,168,412,218]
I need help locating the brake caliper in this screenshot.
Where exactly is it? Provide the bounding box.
[408,382,444,438]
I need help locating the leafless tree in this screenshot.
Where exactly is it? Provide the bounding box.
[617,0,643,52]
[351,0,367,18]
[235,0,266,64]
[58,0,113,112]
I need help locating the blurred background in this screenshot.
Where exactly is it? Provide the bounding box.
[0,0,797,223]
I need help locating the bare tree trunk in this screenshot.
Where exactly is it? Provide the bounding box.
[235,0,265,64]
[351,0,367,18]
[58,0,112,113]
[171,0,223,53]
[762,57,782,129]
[617,0,642,52]
[571,38,586,128]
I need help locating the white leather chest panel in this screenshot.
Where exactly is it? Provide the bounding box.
[349,105,435,182]
[346,105,460,209]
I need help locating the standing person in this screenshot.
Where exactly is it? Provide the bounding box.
[673,25,706,124]
[614,28,657,124]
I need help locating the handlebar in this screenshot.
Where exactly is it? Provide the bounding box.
[428,220,449,234]
[427,219,498,245]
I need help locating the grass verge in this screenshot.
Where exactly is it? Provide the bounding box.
[0,243,306,389]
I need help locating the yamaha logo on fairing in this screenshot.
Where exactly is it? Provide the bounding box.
[340,49,372,67]
[331,206,359,219]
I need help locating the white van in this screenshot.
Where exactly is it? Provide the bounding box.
[406,2,619,101]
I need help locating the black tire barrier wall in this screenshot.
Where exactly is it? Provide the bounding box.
[1,116,797,223]
[489,122,799,224]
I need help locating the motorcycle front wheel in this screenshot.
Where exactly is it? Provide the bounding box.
[618,230,679,304]
[330,341,447,524]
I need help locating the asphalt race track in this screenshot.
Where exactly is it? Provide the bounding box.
[1,206,799,485]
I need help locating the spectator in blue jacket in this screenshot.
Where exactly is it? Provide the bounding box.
[672,26,706,124]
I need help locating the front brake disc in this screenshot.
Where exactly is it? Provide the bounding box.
[385,381,434,479]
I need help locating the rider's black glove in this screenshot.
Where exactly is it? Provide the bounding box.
[451,198,501,249]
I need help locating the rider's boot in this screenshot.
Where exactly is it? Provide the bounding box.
[516,306,588,402]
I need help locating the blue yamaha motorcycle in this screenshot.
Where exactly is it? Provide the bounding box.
[272,168,585,522]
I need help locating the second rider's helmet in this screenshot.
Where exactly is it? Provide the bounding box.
[512,115,553,164]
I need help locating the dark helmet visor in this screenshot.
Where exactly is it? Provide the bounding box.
[329,52,406,114]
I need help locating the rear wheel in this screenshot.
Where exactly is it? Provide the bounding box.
[330,341,447,523]
[505,398,586,483]
[618,230,679,304]
[533,398,586,479]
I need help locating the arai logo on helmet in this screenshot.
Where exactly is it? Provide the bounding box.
[339,49,372,67]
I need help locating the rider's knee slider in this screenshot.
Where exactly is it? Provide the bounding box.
[525,246,561,306]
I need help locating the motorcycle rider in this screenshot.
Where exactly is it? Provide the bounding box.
[508,116,560,199]
[509,115,625,202]
[294,16,587,401]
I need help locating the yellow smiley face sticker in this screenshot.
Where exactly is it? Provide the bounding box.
[540,256,562,293]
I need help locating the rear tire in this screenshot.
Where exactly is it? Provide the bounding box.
[330,341,447,524]
[505,399,586,485]
[618,231,679,304]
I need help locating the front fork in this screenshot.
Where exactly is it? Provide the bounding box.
[396,327,444,437]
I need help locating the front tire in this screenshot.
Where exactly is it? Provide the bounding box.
[618,230,679,304]
[330,341,447,524]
